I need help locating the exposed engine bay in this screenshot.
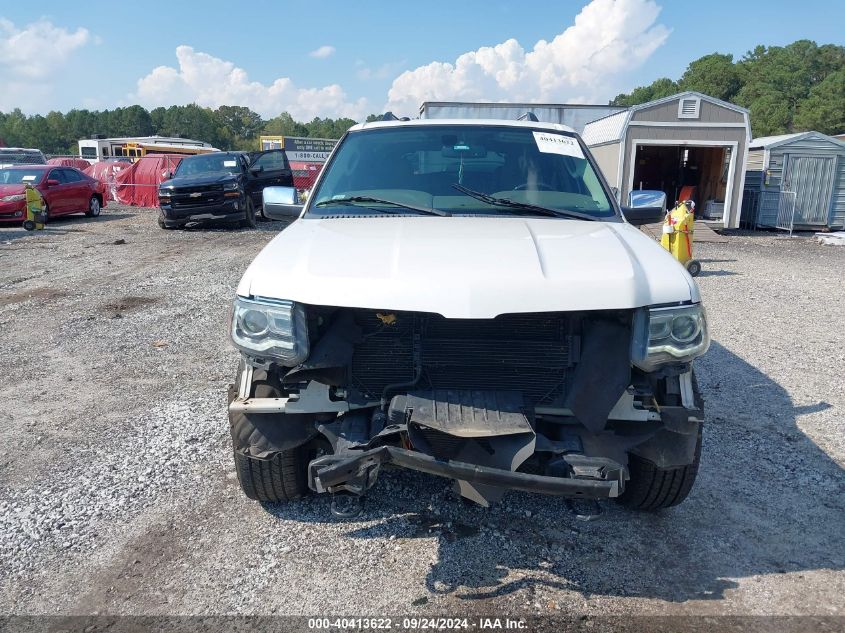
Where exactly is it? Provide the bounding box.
[229,306,704,508]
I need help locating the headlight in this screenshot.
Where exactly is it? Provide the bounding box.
[631,304,710,371]
[1,194,25,202]
[223,182,239,192]
[158,190,171,201]
[230,296,309,366]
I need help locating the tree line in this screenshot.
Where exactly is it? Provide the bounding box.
[611,40,845,137]
[0,104,383,156]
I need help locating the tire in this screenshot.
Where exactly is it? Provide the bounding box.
[229,361,311,503]
[240,198,257,229]
[618,428,702,511]
[85,196,101,217]
[158,215,178,230]
[233,447,309,502]
[685,259,701,277]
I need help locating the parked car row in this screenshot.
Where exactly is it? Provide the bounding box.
[0,149,294,230]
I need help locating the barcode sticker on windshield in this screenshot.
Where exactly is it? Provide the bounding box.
[223,160,237,167]
[533,131,584,159]
[21,175,36,181]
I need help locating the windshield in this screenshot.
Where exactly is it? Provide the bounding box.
[308,125,615,219]
[175,154,241,177]
[0,169,45,184]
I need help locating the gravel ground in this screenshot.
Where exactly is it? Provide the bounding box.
[0,206,843,619]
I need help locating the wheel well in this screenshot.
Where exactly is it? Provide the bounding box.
[92,193,104,206]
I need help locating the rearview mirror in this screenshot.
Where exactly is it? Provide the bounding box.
[262,186,302,219]
[441,144,486,159]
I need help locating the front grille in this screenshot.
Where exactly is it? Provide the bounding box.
[349,310,579,405]
[171,185,225,208]
[177,184,222,194]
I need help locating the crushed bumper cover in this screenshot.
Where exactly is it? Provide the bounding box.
[309,445,624,499]
[161,199,244,224]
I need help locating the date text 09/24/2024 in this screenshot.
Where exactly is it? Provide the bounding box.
[307,617,527,630]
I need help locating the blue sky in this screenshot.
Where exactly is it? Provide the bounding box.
[0,0,840,119]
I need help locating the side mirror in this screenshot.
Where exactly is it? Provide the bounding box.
[165,171,174,180]
[262,186,303,219]
[628,190,667,211]
[250,165,264,175]
[624,190,667,226]
[622,206,666,226]
[47,179,60,187]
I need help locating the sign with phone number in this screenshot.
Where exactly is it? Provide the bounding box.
[283,137,337,163]
[287,150,332,162]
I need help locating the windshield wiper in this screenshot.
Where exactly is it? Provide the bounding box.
[315,195,450,217]
[451,184,597,221]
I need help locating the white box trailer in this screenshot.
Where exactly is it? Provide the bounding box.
[78,136,219,164]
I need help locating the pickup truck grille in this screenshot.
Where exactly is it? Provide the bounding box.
[170,185,225,208]
[349,310,579,406]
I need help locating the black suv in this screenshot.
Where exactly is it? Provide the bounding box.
[158,150,293,229]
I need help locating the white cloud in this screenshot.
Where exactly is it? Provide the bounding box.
[309,45,336,59]
[133,45,369,121]
[0,18,90,110]
[385,0,670,115]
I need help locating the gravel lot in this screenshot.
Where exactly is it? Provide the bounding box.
[0,205,843,619]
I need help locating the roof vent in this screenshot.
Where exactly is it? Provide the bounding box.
[678,97,701,119]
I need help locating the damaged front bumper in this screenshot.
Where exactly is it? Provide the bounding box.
[228,362,703,506]
[309,446,624,499]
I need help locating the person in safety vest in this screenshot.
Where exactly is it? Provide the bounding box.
[661,199,701,277]
[22,183,47,231]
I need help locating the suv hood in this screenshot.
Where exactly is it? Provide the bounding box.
[239,217,699,319]
[162,172,238,189]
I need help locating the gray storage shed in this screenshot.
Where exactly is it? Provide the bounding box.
[419,102,624,134]
[581,92,751,228]
[742,131,845,230]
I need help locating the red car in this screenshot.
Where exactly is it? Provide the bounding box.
[0,165,106,224]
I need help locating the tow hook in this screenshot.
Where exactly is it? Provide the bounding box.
[330,493,364,519]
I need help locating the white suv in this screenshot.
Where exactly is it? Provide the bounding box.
[0,147,47,168]
[227,119,709,511]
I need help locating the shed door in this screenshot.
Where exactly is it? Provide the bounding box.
[783,155,835,225]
